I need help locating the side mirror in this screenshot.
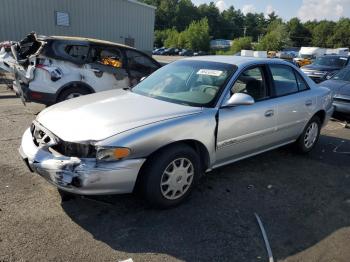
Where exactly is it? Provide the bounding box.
[222,93,255,107]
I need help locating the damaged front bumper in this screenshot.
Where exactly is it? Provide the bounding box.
[19,128,146,195]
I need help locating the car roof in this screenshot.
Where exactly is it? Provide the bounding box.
[184,55,292,68]
[39,35,134,49]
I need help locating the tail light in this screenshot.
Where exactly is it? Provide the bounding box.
[36,64,62,82]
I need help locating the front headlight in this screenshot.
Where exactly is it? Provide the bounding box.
[96,147,131,161]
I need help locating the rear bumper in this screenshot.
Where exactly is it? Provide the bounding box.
[19,128,146,195]
[13,81,56,105]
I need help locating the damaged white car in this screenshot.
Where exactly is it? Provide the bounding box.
[19,56,333,208]
[0,33,161,105]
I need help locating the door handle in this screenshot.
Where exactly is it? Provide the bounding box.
[305,100,313,106]
[264,110,274,117]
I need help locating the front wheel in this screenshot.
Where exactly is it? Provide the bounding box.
[141,144,200,208]
[295,116,321,153]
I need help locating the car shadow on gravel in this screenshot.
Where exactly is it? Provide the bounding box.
[61,135,350,262]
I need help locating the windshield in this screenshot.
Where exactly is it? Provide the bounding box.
[313,56,348,67]
[132,60,236,107]
[332,68,350,81]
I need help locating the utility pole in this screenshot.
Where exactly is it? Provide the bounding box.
[243,27,247,37]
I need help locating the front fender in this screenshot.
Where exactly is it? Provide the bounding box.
[97,109,218,166]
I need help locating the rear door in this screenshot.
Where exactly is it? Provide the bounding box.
[216,65,277,165]
[268,64,316,143]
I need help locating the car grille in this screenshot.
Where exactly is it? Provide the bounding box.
[30,122,96,158]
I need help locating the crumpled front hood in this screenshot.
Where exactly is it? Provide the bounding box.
[37,89,202,142]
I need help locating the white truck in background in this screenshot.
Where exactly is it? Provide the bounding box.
[293,47,326,67]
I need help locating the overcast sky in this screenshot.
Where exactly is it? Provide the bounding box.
[191,0,350,21]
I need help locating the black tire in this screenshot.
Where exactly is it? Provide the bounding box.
[295,116,321,154]
[141,144,201,209]
[58,189,76,202]
[57,86,91,102]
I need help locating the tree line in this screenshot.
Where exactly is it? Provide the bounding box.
[141,0,350,52]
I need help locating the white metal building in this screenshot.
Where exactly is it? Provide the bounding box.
[0,0,156,52]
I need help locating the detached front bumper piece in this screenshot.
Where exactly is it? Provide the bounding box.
[333,96,350,115]
[19,128,146,195]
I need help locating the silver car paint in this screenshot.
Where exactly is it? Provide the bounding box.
[19,56,334,195]
[37,89,203,142]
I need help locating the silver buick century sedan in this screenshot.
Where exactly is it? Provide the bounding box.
[19,56,333,208]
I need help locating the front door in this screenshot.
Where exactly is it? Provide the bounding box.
[216,65,277,166]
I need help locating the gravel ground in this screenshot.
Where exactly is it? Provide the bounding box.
[0,83,349,262]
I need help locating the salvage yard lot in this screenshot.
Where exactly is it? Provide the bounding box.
[0,82,350,262]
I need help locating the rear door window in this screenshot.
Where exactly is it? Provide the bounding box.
[65,45,89,62]
[270,65,299,96]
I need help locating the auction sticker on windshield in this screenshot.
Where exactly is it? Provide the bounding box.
[197,69,223,76]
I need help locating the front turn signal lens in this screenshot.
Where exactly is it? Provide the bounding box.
[113,148,130,159]
[96,147,131,161]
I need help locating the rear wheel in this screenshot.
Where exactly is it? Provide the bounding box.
[141,144,200,208]
[295,116,321,153]
[57,86,91,102]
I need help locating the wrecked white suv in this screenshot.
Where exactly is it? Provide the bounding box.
[19,57,333,208]
[0,33,161,105]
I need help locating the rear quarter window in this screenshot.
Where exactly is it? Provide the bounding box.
[295,72,309,91]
